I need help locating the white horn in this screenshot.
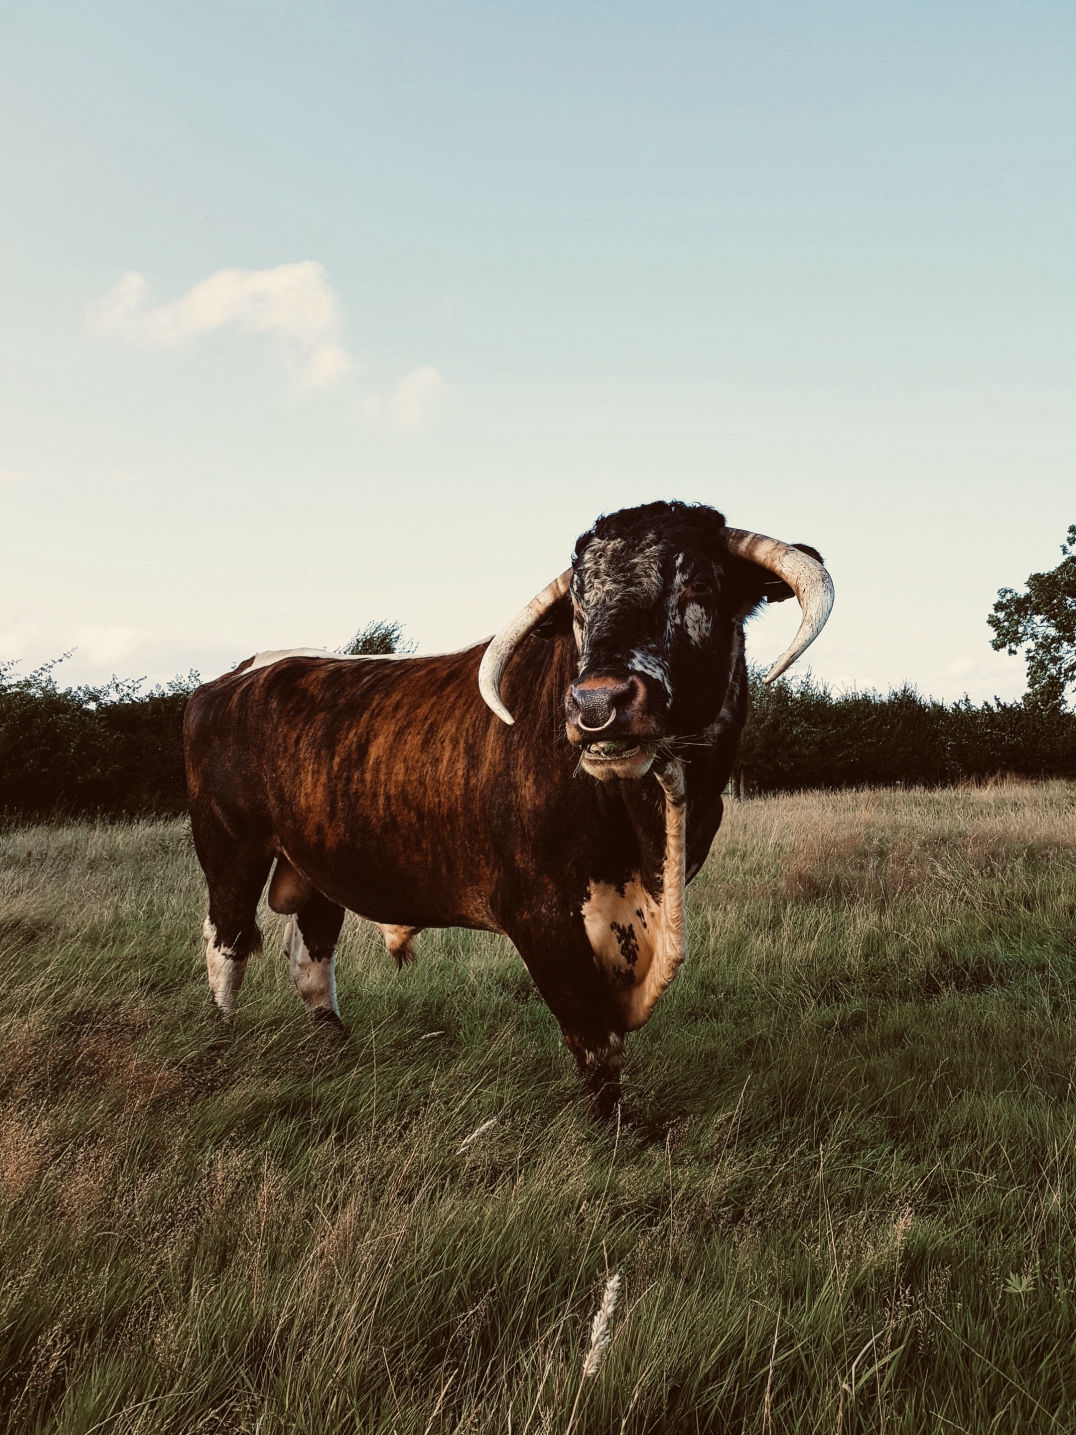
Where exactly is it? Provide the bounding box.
[479,569,573,725]
[723,529,834,683]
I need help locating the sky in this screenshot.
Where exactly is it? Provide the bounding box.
[2,1,1073,703]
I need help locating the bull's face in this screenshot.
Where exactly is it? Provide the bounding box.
[478,500,833,782]
[566,505,747,780]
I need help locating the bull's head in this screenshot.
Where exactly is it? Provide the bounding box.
[479,501,833,781]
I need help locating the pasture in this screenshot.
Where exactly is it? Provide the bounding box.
[1,783,1075,1434]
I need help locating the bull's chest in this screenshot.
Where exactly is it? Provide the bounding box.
[581,767,689,1031]
[581,773,689,1028]
[582,877,669,1028]
[582,815,688,1031]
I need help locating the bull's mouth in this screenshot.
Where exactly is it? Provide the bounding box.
[578,737,656,782]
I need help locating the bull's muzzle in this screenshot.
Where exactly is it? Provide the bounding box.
[566,675,647,735]
[566,674,660,781]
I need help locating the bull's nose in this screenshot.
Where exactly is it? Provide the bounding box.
[568,676,641,732]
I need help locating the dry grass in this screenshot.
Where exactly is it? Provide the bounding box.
[0,783,1074,1432]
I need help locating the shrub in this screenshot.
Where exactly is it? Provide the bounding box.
[0,660,197,818]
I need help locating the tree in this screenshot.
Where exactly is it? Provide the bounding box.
[988,525,1076,711]
[339,619,416,656]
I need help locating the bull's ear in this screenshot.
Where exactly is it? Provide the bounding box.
[532,594,573,638]
[757,543,824,604]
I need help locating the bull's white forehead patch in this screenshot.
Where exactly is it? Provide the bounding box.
[574,536,666,671]
[578,536,664,604]
[573,538,721,675]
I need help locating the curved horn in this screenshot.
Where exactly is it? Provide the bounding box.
[479,569,573,725]
[723,529,834,683]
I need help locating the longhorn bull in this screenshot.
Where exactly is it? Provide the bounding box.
[183,500,833,1115]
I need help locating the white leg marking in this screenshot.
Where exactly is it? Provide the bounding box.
[284,915,339,1018]
[203,917,247,1017]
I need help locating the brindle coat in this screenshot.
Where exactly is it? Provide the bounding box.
[184,502,820,1115]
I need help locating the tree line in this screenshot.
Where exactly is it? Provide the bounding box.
[2,661,1074,820]
[733,676,1076,796]
[2,528,1073,817]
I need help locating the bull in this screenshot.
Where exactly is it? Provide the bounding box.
[183,500,832,1115]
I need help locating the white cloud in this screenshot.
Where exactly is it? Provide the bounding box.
[389,366,449,431]
[299,343,354,391]
[89,264,452,418]
[359,365,449,431]
[90,261,356,390]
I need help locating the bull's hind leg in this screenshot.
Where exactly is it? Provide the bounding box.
[200,852,273,1018]
[284,889,347,1031]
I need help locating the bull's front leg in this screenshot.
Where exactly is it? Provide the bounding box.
[562,1029,626,1120]
[507,914,627,1120]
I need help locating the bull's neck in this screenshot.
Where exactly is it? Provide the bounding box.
[696,620,750,786]
[615,620,749,887]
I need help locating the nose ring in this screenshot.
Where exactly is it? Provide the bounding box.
[577,709,617,733]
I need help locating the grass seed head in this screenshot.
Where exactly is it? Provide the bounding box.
[582,1272,621,1378]
[457,1117,498,1153]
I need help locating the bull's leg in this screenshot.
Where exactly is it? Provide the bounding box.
[562,1029,626,1121]
[203,917,247,1017]
[200,853,273,1018]
[285,889,347,1032]
[507,916,626,1120]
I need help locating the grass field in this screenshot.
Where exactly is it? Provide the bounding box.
[1,783,1075,1434]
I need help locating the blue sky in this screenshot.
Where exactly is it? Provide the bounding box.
[2,1,1073,701]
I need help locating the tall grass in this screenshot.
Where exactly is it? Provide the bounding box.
[1,783,1074,1433]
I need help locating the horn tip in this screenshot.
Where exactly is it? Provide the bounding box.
[483,695,515,725]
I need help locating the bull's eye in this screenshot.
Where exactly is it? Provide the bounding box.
[685,577,713,601]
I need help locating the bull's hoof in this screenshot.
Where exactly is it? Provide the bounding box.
[585,1082,623,1123]
[310,1008,348,1039]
